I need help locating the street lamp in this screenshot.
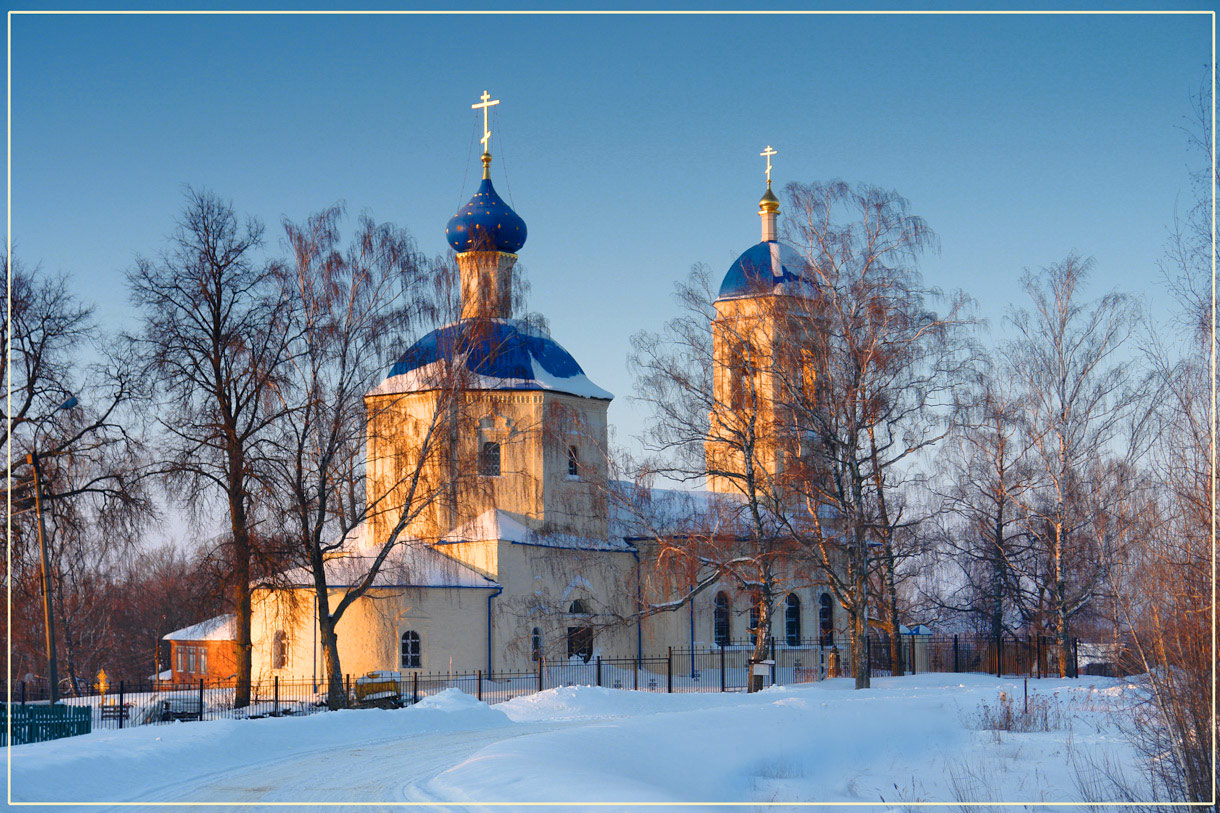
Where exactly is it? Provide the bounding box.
[25,395,79,705]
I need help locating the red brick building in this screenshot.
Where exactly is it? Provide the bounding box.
[163,615,238,683]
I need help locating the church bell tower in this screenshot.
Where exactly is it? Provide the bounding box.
[706,146,812,495]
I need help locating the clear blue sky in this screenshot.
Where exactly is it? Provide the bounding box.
[8,7,1214,469]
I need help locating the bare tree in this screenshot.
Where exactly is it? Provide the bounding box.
[269,205,461,708]
[127,188,290,707]
[931,366,1033,642]
[1108,78,1216,803]
[628,264,803,674]
[1004,255,1145,677]
[777,180,974,688]
[4,259,151,692]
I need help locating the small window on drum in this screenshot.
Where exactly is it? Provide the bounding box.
[401,630,422,669]
[479,441,501,477]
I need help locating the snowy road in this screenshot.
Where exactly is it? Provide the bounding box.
[102,722,579,811]
[11,675,1145,811]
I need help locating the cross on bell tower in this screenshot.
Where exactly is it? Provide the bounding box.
[472,90,501,179]
[758,145,780,241]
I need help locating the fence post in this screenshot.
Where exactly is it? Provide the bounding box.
[412,672,419,705]
[477,670,482,701]
[1073,637,1079,678]
[634,657,639,691]
[1037,635,1043,679]
[995,635,1002,678]
[953,634,959,673]
[345,674,351,700]
[720,645,726,692]
[596,656,602,688]
[198,678,204,721]
[770,636,775,661]
[537,656,544,693]
[274,675,279,716]
[118,680,125,729]
[20,680,25,706]
[667,647,673,693]
[909,636,916,676]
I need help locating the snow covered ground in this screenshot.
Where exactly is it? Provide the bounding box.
[10,673,1149,811]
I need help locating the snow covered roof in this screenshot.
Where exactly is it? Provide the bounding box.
[441,509,636,552]
[275,524,499,590]
[163,614,237,642]
[371,319,613,401]
[608,482,838,541]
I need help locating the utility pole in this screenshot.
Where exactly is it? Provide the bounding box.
[27,451,59,704]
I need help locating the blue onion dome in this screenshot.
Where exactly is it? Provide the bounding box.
[374,319,612,400]
[445,178,527,254]
[717,241,815,301]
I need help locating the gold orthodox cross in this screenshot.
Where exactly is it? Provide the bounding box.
[760,145,777,184]
[473,90,500,155]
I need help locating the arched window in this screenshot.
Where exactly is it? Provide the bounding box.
[713,592,730,647]
[479,441,501,477]
[272,631,287,670]
[531,627,543,662]
[819,593,834,646]
[400,630,421,669]
[785,593,801,646]
[748,603,759,646]
[566,600,593,662]
[567,445,580,478]
[728,348,747,411]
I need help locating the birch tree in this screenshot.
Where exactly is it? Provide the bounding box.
[932,367,1033,641]
[629,265,801,672]
[776,180,974,687]
[1005,255,1144,677]
[270,206,470,709]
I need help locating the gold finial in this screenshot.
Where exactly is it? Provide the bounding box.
[759,185,780,214]
[473,90,500,179]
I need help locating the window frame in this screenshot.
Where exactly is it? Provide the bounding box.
[400,630,422,669]
[272,630,288,670]
[479,440,501,477]
[819,592,834,646]
[785,593,801,646]
[713,592,730,647]
[531,627,543,662]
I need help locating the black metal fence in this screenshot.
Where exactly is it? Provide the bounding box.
[8,633,1104,743]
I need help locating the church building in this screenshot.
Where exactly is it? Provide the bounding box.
[249,96,845,684]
